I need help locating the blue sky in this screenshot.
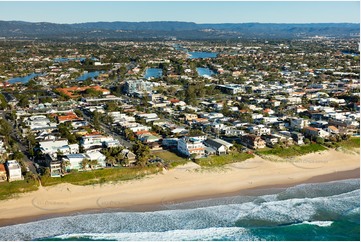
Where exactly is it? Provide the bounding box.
[0,1,359,24]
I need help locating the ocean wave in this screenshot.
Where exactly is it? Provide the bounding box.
[301,221,334,227]
[52,227,257,241]
[0,178,358,241]
[276,178,360,200]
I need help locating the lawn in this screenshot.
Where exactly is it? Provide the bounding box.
[196,152,254,167]
[41,166,161,186]
[256,143,327,158]
[337,137,360,150]
[0,179,39,200]
[152,150,189,168]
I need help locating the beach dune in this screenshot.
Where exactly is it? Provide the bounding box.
[0,149,359,226]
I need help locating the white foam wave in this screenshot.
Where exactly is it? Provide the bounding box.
[0,179,358,241]
[54,227,256,241]
[302,221,334,227]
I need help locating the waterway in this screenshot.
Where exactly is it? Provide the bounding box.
[144,68,163,79]
[7,73,44,84]
[197,67,216,77]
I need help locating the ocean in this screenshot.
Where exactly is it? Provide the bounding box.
[0,178,359,241]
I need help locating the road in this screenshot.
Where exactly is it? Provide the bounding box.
[0,110,38,175]
[80,109,133,149]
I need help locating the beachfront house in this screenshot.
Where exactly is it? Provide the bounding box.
[303,127,330,139]
[291,132,305,145]
[6,160,23,182]
[203,138,233,155]
[50,162,62,177]
[239,134,266,149]
[39,139,79,155]
[0,164,7,182]
[121,149,136,166]
[80,135,120,150]
[177,137,205,158]
[62,154,87,170]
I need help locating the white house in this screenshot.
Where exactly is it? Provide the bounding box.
[204,138,233,155]
[6,160,23,181]
[85,150,107,168]
[290,118,309,130]
[39,139,79,155]
[81,135,119,150]
[248,125,271,136]
[177,137,205,158]
[63,154,87,170]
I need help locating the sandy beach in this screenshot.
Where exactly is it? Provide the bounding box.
[0,149,359,227]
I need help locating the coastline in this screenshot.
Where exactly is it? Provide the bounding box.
[0,149,359,227]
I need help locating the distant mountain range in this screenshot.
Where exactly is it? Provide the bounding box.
[0,21,359,40]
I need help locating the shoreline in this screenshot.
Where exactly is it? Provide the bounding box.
[0,149,359,227]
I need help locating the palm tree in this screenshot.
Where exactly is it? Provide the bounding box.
[61,160,71,174]
[80,158,90,170]
[115,152,125,164]
[89,160,99,170]
[106,156,116,167]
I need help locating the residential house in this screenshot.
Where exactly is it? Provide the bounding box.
[57,112,82,124]
[62,154,87,170]
[177,137,205,158]
[39,139,79,155]
[326,125,339,135]
[291,132,305,145]
[222,127,244,137]
[162,138,179,149]
[121,149,136,166]
[248,125,271,136]
[24,115,57,133]
[6,160,23,181]
[183,113,198,121]
[0,164,7,182]
[81,135,119,150]
[261,134,279,147]
[203,138,233,155]
[239,134,266,149]
[304,127,330,139]
[85,150,107,168]
[50,162,62,177]
[290,118,309,130]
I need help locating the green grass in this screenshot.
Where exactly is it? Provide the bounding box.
[256,143,328,158]
[196,152,254,167]
[152,150,189,168]
[337,137,360,150]
[41,166,161,186]
[0,179,39,200]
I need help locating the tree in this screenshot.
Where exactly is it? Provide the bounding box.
[0,93,7,110]
[80,158,90,170]
[93,111,101,130]
[12,151,24,161]
[189,153,197,162]
[0,118,12,145]
[89,160,99,170]
[124,128,135,141]
[315,137,324,145]
[106,156,116,167]
[18,96,29,108]
[61,160,70,174]
[132,141,150,167]
[56,149,64,161]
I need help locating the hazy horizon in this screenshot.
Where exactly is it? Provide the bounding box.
[0,1,359,24]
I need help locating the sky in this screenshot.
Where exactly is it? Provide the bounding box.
[0,1,359,24]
